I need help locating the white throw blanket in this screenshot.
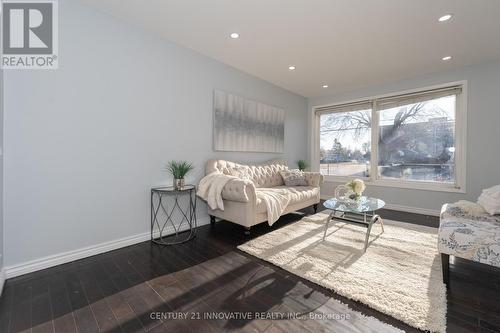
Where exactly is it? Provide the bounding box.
[197,172,290,225]
[256,188,290,226]
[197,172,238,211]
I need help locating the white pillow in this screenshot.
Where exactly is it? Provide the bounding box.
[478,192,500,215]
[482,185,500,200]
[279,170,308,186]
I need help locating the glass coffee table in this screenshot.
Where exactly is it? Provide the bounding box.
[323,196,385,252]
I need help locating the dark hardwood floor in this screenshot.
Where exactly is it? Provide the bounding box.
[1,206,499,333]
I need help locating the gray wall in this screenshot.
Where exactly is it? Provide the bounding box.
[309,59,500,213]
[3,0,308,267]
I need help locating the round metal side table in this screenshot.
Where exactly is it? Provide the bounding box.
[150,185,197,245]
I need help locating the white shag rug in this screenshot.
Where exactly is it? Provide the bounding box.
[238,212,447,333]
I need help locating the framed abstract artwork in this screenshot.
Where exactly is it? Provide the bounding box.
[213,90,285,153]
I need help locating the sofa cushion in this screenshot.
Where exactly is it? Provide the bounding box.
[279,170,308,186]
[255,186,320,213]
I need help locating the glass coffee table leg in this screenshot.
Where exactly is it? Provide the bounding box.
[323,210,335,240]
[363,224,372,252]
[363,214,382,252]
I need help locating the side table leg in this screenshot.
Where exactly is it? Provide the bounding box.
[192,190,197,232]
[150,191,154,241]
[323,211,334,240]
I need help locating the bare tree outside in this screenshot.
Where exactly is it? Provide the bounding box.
[320,109,371,177]
[320,95,456,182]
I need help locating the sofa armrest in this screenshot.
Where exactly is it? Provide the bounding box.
[221,179,257,203]
[303,172,324,187]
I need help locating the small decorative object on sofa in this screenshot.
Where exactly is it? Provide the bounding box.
[297,159,309,171]
[166,160,194,189]
[346,179,366,201]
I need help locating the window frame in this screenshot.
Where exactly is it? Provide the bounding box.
[311,81,467,193]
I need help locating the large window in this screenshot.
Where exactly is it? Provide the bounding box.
[316,84,465,191]
[320,107,372,177]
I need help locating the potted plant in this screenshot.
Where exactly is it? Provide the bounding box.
[297,160,309,171]
[166,160,194,189]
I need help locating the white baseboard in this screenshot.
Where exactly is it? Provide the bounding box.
[0,268,5,296]
[5,217,210,279]
[383,203,440,217]
[320,195,440,216]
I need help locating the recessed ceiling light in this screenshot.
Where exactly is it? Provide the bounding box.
[230,33,239,39]
[442,56,452,61]
[322,84,329,88]
[438,14,453,22]
[288,66,296,71]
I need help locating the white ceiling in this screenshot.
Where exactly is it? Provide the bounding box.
[80,0,500,98]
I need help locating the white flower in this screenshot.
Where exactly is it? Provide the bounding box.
[347,179,365,195]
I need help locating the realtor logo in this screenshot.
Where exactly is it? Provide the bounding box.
[1,0,58,69]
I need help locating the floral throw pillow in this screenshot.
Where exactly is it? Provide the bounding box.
[280,170,308,186]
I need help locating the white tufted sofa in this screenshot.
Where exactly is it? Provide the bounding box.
[205,159,323,232]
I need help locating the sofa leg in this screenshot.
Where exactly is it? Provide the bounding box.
[313,204,318,213]
[244,227,251,236]
[441,253,450,288]
[210,215,216,226]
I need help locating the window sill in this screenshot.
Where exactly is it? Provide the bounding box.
[322,175,466,193]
